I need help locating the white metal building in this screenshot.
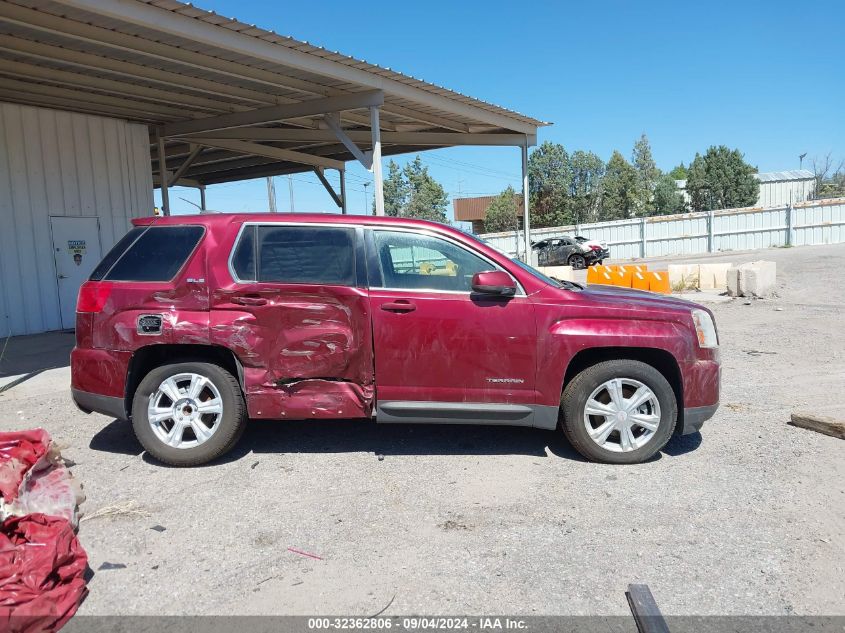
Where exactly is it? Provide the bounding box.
[675,169,816,209]
[0,0,547,337]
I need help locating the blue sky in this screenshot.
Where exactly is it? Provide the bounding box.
[159,0,845,221]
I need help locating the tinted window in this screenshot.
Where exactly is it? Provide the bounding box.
[89,227,145,281]
[372,230,494,292]
[257,226,354,285]
[231,225,256,281]
[103,226,204,282]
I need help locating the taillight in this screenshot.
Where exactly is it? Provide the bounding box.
[589,244,602,251]
[77,281,112,313]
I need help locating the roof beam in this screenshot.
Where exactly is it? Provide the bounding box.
[324,113,372,169]
[0,34,267,108]
[0,76,188,119]
[0,3,391,131]
[177,127,537,147]
[169,145,204,186]
[49,0,540,133]
[186,138,345,171]
[162,91,384,137]
[0,58,223,114]
[313,168,343,208]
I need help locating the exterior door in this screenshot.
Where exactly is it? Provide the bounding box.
[367,228,538,415]
[50,216,102,329]
[210,223,375,420]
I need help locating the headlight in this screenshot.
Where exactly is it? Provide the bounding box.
[691,309,718,348]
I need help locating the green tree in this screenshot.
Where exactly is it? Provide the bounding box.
[653,173,686,215]
[527,141,572,228]
[600,151,638,220]
[632,134,660,216]
[484,186,520,233]
[380,156,448,222]
[567,150,605,224]
[685,146,759,211]
[382,160,407,217]
[669,163,688,180]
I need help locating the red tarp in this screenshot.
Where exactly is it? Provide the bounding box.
[0,430,87,633]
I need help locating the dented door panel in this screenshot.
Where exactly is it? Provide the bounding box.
[210,284,375,419]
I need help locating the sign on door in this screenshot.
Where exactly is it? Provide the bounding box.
[50,217,102,329]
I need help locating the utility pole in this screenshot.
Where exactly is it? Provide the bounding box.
[266,177,277,213]
[288,175,295,213]
[799,153,807,170]
[363,182,370,215]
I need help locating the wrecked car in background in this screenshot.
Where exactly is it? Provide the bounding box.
[71,214,719,466]
[532,235,608,269]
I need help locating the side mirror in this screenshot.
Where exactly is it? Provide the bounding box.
[471,270,517,297]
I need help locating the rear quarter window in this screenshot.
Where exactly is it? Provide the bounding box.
[94,225,205,282]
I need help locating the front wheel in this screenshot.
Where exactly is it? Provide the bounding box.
[560,360,677,464]
[131,362,246,466]
[568,253,587,269]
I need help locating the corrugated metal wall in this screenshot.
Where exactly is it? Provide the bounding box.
[480,198,845,260]
[758,178,814,208]
[0,102,153,336]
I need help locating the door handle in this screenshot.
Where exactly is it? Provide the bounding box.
[231,295,267,306]
[58,275,68,279]
[380,300,416,313]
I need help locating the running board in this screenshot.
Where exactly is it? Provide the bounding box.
[376,401,559,429]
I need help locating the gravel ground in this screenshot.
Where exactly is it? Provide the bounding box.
[0,242,842,617]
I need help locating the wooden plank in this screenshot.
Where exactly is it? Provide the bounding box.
[626,584,671,633]
[789,412,845,440]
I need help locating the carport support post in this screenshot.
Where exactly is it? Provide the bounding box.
[640,217,647,258]
[708,209,715,253]
[199,185,206,211]
[156,128,170,215]
[370,106,385,216]
[340,169,348,214]
[521,139,531,264]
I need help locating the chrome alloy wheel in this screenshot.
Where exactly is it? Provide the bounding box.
[582,378,661,453]
[147,373,223,449]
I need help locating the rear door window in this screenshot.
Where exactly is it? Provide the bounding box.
[246,225,355,286]
[95,225,205,282]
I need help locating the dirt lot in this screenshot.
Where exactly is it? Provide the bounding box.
[0,242,842,617]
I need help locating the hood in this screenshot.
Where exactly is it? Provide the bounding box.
[577,283,707,313]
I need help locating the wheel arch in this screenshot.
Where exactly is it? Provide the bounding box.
[125,344,245,419]
[563,346,685,434]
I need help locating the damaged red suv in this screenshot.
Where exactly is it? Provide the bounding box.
[71,214,720,466]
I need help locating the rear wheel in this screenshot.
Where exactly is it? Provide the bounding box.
[131,362,246,466]
[560,360,677,464]
[568,253,587,269]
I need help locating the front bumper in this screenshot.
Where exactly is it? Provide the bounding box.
[681,404,718,434]
[586,248,610,262]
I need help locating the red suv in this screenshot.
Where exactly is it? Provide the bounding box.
[71,214,720,466]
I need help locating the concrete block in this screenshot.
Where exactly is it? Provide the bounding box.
[698,263,733,290]
[726,268,742,296]
[540,265,574,281]
[668,264,700,292]
[726,260,776,297]
[741,260,776,297]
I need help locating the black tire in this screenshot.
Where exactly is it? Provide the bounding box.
[131,362,246,466]
[560,359,677,464]
[568,253,587,269]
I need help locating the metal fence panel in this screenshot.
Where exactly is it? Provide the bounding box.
[478,198,845,260]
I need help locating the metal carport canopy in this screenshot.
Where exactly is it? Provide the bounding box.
[0,0,548,249]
